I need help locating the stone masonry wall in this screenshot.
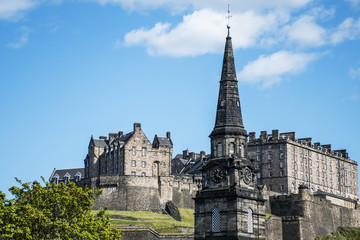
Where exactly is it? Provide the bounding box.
[90,175,196,212]
[269,187,360,240]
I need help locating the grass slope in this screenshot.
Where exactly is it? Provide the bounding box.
[93,208,194,233]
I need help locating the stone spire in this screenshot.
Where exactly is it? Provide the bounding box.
[210,32,246,138]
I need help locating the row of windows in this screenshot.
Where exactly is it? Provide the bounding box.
[257,169,285,178]
[211,207,253,233]
[131,171,146,176]
[256,145,284,152]
[132,160,147,167]
[131,147,168,156]
[257,152,284,161]
[267,184,285,192]
[217,142,245,157]
[132,147,147,156]
[257,161,284,170]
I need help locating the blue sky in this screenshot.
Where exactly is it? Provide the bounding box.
[1,0,360,197]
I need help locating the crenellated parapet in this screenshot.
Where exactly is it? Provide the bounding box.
[248,129,353,162]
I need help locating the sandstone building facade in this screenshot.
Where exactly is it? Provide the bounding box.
[84,122,172,179]
[247,130,359,203]
[78,123,197,212]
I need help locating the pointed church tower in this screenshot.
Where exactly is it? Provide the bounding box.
[210,26,247,159]
[194,24,266,240]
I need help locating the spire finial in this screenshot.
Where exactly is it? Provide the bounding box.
[226,3,232,37]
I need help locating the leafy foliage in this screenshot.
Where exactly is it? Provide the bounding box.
[0,178,122,240]
[315,226,360,240]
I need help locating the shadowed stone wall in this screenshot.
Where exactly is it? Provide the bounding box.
[81,175,197,212]
[270,186,360,240]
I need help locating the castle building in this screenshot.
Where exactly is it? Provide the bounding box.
[194,27,266,240]
[77,123,197,212]
[84,122,173,180]
[247,130,359,204]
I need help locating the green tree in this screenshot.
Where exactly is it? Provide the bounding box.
[0,178,122,240]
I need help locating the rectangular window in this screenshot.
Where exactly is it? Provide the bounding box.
[217,143,222,157]
[280,153,284,159]
[142,161,146,168]
[280,185,284,191]
[257,163,261,169]
[132,160,136,167]
[257,172,261,179]
[268,162,272,169]
[280,161,284,168]
[141,172,146,176]
[257,146,261,152]
[132,147,136,156]
[268,145,272,151]
[142,147,146,156]
[269,172,272,178]
[269,184,273,190]
[280,144,284,151]
[131,171,136,176]
[163,151,166,156]
[268,154,272,161]
[280,170,285,177]
[257,155,261,161]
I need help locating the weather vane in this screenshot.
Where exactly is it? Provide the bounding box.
[226,3,232,36]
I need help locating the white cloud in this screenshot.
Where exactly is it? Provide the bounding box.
[350,67,360,79]
[124,9,283,56]
[6,27,31,49]
[283,15,326,47]
[0,0,37,20]
[330,17,360,44]
[91,0,312,13]
[345,0,360,7]
[238,51,318,87]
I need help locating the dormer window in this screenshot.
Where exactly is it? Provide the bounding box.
[64,173,71,185]
[75,172,82,182]
[52,174,59,184]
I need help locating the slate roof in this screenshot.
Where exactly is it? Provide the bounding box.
[93,139,108,148]
[156,136,172,146]
[117,132,133,143]
[50,168,84,180]
[185,159,204,174]
[179,159,190,165]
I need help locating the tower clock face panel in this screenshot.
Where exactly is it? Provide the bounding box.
[211,168,225,183]
[243,168,252,185]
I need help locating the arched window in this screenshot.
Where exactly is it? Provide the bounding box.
[229,142,235,155]
[247,208,253,233]
[217,143,222,157]
[212,208,221,232]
